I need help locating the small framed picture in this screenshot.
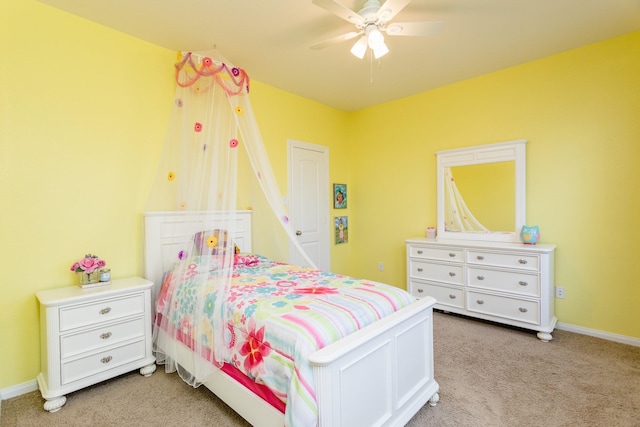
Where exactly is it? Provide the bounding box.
[333,184,347,209]
[335,216,348,244]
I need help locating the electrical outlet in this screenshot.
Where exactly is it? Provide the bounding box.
[556,286,565,299]
[378,262,384,271]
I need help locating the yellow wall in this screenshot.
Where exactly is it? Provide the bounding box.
[2,0,638,392]
[0,1,349,389]
[347,31,640,339]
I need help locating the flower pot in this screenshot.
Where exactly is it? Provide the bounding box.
[79,270,100,286]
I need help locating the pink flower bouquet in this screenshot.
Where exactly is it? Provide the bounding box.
[70,254,106,274]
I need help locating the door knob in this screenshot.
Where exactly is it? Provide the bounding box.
[296,230,302,236]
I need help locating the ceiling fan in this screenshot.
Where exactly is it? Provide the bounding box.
[311,0,443,59]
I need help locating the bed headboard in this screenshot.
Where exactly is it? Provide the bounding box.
[143,210,252,300]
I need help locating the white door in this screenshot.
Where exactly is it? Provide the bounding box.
[288,140,330,271]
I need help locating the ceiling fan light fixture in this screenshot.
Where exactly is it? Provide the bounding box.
[367,27,385,49]
[373,41,389,59]
[350,36,368,59]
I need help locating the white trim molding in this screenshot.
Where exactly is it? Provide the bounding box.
[0,379,38,401]
[556,322,640,347]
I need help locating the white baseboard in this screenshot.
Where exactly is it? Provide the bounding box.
[556,322,640,347]
[0,379,38,401]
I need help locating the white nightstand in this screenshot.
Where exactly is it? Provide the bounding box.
[36,277,157,412]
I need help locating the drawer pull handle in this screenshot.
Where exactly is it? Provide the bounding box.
[449,272,456,277]
[449,253,456,258]
[99,307,112,315]
[477,275,484,280]
[100,332,112,340]
[519,307,528,313]
[417,288,424,293]
[519,281,528,286]
[417,250,423,254]
[417,268,423,272]
[476,300,485,305]
[101,356,113,364]
[518,259,528,265]
[449,294,456,299]
[476,255,485,260]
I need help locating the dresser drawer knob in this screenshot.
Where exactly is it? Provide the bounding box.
[449,253,456,258]
[100,356,113,364]
[100,332,112,340]
[476,300,485,305]
[477,275,484,281]
[518,281,528,286]
[449,272,456,277]
[99,307,112,315]
[449,294,456,299]
[417,288,424,293]
[518,259,528,265]
[519,307,528,313]
[417,250,423,254]
[417,268,423,272]
[476,255,485,260]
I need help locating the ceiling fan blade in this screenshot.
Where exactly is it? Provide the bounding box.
[384,21,443,37]
[312,0,364,25]
[310,31,362,50]
[376,0,411,22]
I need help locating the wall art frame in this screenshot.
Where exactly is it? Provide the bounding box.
[334,183,347,209]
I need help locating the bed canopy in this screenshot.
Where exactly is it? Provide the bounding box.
[145,50,314,392]
[443,166,488,232]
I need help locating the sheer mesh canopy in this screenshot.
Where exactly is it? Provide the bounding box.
[145,51,314,388]
[443,167,488,232]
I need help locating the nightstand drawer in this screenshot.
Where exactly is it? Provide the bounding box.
[467,267,540,297]
[467,291,540,325]
[467,250,539,271]
[61,340,146,385]
[59,293,145,331]
[61,317,146,358]
[409,246,463,263]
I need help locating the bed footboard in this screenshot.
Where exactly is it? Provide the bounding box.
[309,296,439,427]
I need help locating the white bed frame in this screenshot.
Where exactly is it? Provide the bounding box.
[143,211,439,427]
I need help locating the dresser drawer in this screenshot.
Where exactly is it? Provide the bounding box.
[410,280,464,309]
[467,250,539,271]
[409,260,464,285]
[60,317,146,359]
[409,245,463,263]
[467,291,540,325]
[467,267,540,298]
[59,293,145,331]
[61,340,146,385]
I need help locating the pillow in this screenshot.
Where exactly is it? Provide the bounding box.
[192,229,240,256]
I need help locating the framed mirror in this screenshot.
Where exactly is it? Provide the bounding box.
[436,140,526,242]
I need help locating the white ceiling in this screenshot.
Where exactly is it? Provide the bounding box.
[39,0,640,112]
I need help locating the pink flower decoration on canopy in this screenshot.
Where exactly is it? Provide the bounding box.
[202,57,213,67]
[229,138,238,148]
[194,122,203,132]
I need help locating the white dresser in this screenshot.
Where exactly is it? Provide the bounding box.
[406,238,556,341]
[36,277,157,412]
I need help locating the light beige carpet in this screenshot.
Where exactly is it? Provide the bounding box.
[2,311,639,426]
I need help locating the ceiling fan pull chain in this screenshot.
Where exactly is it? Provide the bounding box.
[370,51,374,83]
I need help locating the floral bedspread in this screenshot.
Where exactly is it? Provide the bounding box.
[156,254,415,427]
